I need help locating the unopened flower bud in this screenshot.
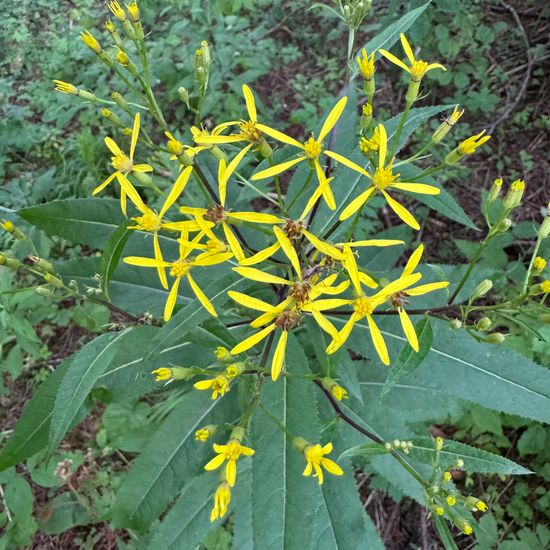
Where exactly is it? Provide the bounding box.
[471,279,493,301]
[108,0,126,21]
[151,366,194,382]
[455,459,464,468]
[126,1,140,22]
[435,436,444,451]
[432,106,464,143]
[80,30,102,54]
[0,254,23,269]
[322,377,348,401]
[111,92,129,111]
[503,179,525,210]
[116,49,130,66]
[488,178,502,203]
[195,66,206,87]
[485,332,505,344]
[29,256,54,274]
[44,273,64,289]
[225,363,245,379]
[105,19,123,46]
[453,515,473,535]
[476,317,492,331]
[449,318,462,329]
[496,218,512,233]
[360,103,372,130]
[35,285,55,297]
[230,426,245,442]
[533,256,547,274]
[201,40,211,67]
[539,210,550,238]
[101,108,122,126]
[215,346,231,360]
[178,86,190,106]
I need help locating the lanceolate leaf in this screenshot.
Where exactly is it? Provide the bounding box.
[0,362,70,471]
[250,336,384,549]
[328,315,550,423]
[382,317,432,397]
[339,443,391,460]
[112,391,237,530]
[409,437,531,475]
[147,473,218,550]
[100,219,132,299]
[49,330,128,453]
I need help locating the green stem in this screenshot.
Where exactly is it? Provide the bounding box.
[448,241,488,305]
[392,140,433,167]
[269,157,287,215]
[287,167,314,211]
[388,101,412,161]
[522,235,543,293]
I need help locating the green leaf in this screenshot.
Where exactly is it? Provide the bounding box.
[329,316,550,423]
[250,335,384,549]
[353,2,431,70]
[112,390,237,530]
[49,330,128,452]
[409,437,531,475]
[147,473,218,550]
[0,361,70,471]
[434,515,459,550]
[339,443,391,459]
[382,317,432,397]
[37,492,91,535]
[100,219,132,299]
[517,426,547,457]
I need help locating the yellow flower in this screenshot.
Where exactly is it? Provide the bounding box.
[151,368,172,381]
[204,439,255,487]
[326,272,423,364]
[446,495,456,506]
[357,48,375,79]
[195,425,216,442]
[540,280,550,293]
[126,1,140,22]
[466,496,488,512]
[443,471,452,482]
[179,148,285,262]
[249,97,348,212]
[379,33,446,81]
[457,130,491,155]
[225,363,244,379]
[194,375,231,399]
[151,366,193,382]
[93,113,153,215]
[123,237,232,320]
[435,506,444,516]
[432,106,464,143]
[194,85,266,149]
[533,256,547,272]
[80,30,102,53]
[332,385,348,400]
[108,0,127,21]
[359,126,381,155]
[53,80,79,95]
[302,442,343,484]
[210,482,231,522]
[327,123,441,229]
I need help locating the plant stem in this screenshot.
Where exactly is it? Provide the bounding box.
[522,234,543,293]
[388,101,412,160]
[287,167,314,211]
[447,242,487,305]
[269,157,287,215]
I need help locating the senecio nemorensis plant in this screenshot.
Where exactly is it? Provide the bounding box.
[2,1,549,547]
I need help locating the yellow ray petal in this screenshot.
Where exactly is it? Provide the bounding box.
[194,135,244,144]
[271,330,288,380]
[250,309,282,329]
[233,266,289,286]
[132,164,153,172]
[130,113,140,160]
[309,309,340,342]
[222,223,245,262]
[403,244,424,276]
[314,159,336,210]
[227,291,274,312]
[400,33,415,65]
[426,63,446,72]
[154,232,168,290]
[323,150,371,178]
[406,281,449,296]
[381,190,420,230]
[179,206,208,216]
[390,182,440,195]
[116,173,146,213]
[321,457,344,476]
[347,239,404,247]
[231,323,276,354]
[192,251,233,266]
[187,273,217,316]
[378,49,411,73]
[342,246,362,294]
[302,229,344,260]
[273,226,301,278]
[255,123,304,149]
[367,314,389,365]
[120,186,127,217]
[378,124,388,168]
[93,172,118,195]
[398,307,418,352]
[317,96,347,142]
[359,272,378,289]
[251,156,305,181]
[104,136,122,156]
[123,256,171,268]
[164,276,182,321]
[229,212,285,224]
[220,143,254,203]
[159,166,193,218]
[302,298,350,311]
[339,186,376,221]
[377,273,422,298]
[242,84,257,123]
[299,185,324,219]
[239,242,281,266]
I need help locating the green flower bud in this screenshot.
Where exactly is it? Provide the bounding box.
[476,317,492,331]
[449,319,462,329]
[293,436,309,453]
[488,178,502,203]
[496,218,512,233]
[471,279,493,301]
[257,138,272,159]
[539,209,550,238]
[485,332,505,344]
[111,92,129,111]
[178,86,190,106]
[35,285,55,297]
[503,179,525,210]
[44,273,64,289]
[29,256,54,274]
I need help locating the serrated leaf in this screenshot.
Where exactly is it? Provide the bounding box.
[409,437,531,475]
[112,390,237,530]
[100,219,132,299]
[329,315,550,422]
[434,515,460,550]
[49,330,128,453]
[382,317,432,397]
[0,362,69,471]
[339,443,391,459]
[147,473,219,550]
